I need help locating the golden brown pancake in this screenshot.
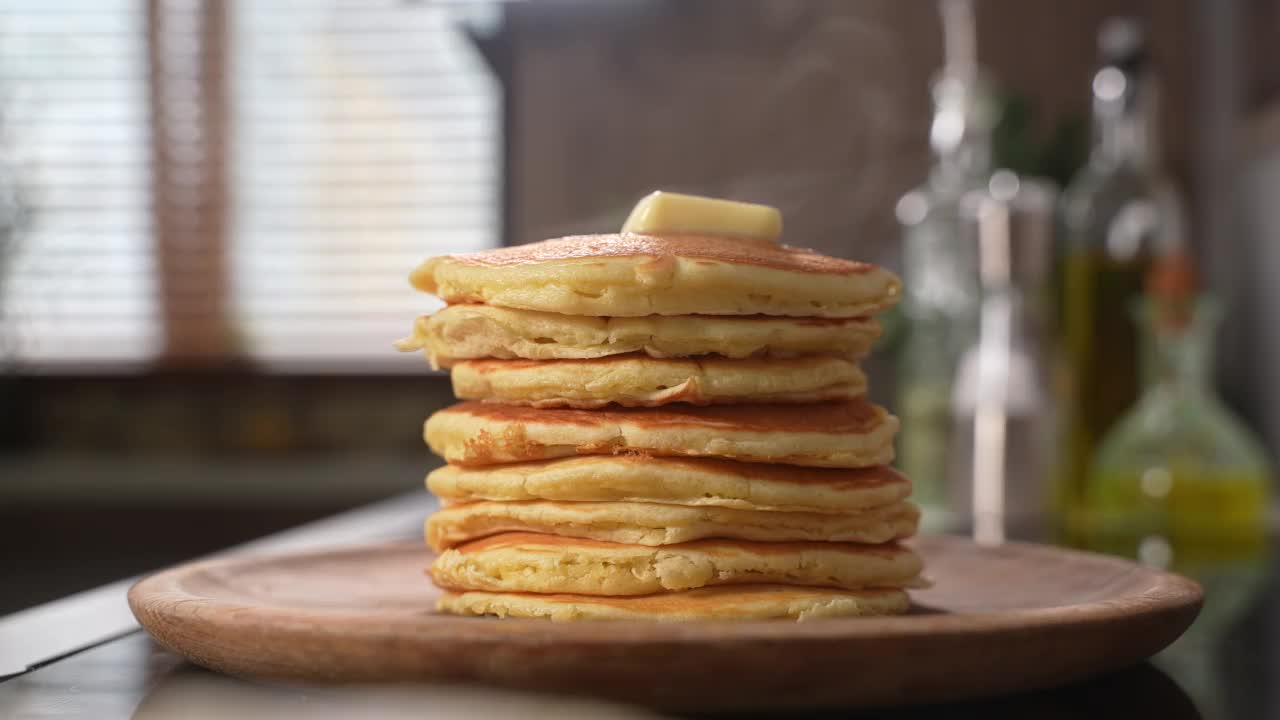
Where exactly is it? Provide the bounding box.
[396,305,881,368]
[438,584,910,621]
[410,233,901,318]
[449,354,866,408]
[427,456,912,513]
[425,500,920,551]
[424,399,898,468]
[432,532,924,595]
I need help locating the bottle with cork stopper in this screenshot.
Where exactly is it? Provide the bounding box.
[1076,254,1271,567]
[1076,255,1272,719]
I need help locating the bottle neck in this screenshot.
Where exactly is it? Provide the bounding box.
[1138,299,1217,400]
[1092,70,1156,171]
[932,139,992,189]
[928,72,996,190]
[1094,109,1147,169]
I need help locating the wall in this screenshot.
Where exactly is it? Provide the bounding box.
[501,0,1192,266]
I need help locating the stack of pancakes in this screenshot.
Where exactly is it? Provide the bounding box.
[399,233,922,621]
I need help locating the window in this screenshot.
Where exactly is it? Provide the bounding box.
[229,0,499,369]
[0,0,159,368]
[0,0,500,371]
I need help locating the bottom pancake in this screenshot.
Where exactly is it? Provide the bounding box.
[438,585,910,621]
[431,532,924,596]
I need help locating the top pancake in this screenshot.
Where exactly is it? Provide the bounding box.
[410,233,901,318]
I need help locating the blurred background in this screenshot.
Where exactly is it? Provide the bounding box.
[2,0,1280,693]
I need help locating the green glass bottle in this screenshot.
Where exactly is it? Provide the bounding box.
[1077,262,1270,720]
[1079,284,1270,561]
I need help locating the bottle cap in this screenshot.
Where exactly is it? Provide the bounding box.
[1098,17,1147,71]
[1146,253,1197,330]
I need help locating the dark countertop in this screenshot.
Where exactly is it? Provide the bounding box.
[1,494,1276,720]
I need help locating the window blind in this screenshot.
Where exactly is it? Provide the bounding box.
[0,0,159,368]
[228,0,500,370]
[0,0,500,371]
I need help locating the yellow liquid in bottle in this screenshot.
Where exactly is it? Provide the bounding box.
[1076,467,1269,562]
[1058,250,1150,523]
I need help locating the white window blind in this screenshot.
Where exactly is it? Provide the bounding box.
[0,0,159,367]
[229,0,500,369]
[0,0,500,371]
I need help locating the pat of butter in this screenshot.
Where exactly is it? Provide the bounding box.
[621,191,782,242]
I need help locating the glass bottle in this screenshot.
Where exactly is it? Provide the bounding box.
[1078,260,1270,720]
[1080,300,1270,556]
[947,172,1058,544]
[1058,18,1187,525]
[894,72,996,525]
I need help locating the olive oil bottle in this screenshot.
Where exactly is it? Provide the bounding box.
[1058,19,1186,523]
[1059,251,1148,515]
[1076,257,1271,555]
[1073,259,1271,719]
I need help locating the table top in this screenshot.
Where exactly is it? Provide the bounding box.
[1,494,1275,720]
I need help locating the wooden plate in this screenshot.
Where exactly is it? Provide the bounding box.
[128,535,1202,712]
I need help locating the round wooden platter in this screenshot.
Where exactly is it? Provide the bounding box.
[128,535,1202,713]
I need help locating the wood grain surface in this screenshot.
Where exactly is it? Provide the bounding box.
[128,535,1202,712]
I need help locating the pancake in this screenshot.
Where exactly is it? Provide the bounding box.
[432,532,924,595]
[427,456,912,514]
[424,399,898,468]
[395,305,882,368]
[437,585,910,621]
[425,500,920,551]
[449,354,867,408]
[410,234,901,318]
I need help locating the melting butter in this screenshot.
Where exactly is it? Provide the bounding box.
[621,191,782,242]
